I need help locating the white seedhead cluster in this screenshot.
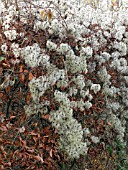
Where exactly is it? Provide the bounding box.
[50,90,88,159]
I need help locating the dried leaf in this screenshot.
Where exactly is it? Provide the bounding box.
[39,143,44,148]
[28,72,34,81]
[33,136,38,143]
[40,10,47,20]
[24,70,28,73]
[26,93,31,104]
[6,86,10,93]
[42,114,49,120]
[47,9,53,22]
[26,149,35,154]
[107,122,112,126]
[32,155,44,163]
[4,162,11,166]
[0,165,4,170]
[19,136,26,148]
[0,92,4,98]
[13,150,20,157]
[0,146,7,157]
[20,73,25,82]
[40,9,53,22]
[0,67,3,76]
[29,132,37,136]
[49,149,53,157]
[10,116,16,119]
[0,125,8,132]
[20,65,23,72]
[45,146,51,151]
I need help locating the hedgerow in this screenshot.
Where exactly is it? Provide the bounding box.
[0,0,128,169]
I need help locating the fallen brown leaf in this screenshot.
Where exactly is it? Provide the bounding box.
[32,155,44,163]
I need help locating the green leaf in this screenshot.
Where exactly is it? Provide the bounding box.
[107,146,113,155]
[0,56,5,62]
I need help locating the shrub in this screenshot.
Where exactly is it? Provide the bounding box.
[0,0,128,169]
